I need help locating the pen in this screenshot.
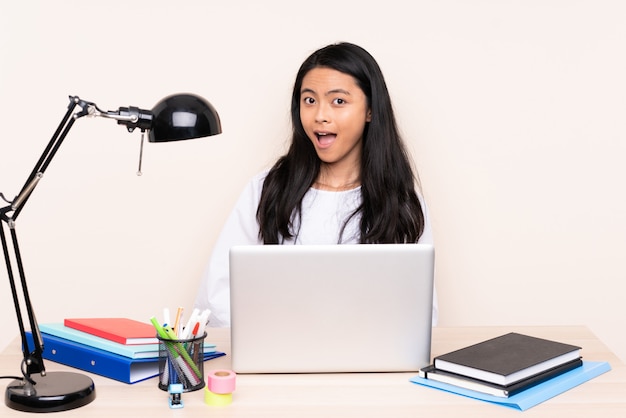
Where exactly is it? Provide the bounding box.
[196,309,211,338]
[191,322,200,338]
[180,308,200,340]
[160,358,170,386]
[163,308,171,328]
[150,316,170,340]
[173,307,184,337]
[189,321,203,364]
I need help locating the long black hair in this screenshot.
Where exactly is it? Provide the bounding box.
[257,42,425,244]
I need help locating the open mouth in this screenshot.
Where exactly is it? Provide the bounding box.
[316,132,337,147]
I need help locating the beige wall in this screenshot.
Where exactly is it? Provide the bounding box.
[1,1,625,363]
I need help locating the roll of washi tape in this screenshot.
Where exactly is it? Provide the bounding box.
[204,387,233,406]
[206,369,236,394]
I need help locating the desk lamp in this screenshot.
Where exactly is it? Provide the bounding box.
[1,94,221,412]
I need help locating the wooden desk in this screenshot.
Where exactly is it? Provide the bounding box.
[2,326,625,417]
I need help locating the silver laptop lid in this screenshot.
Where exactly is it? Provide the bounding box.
[229,243,434,373]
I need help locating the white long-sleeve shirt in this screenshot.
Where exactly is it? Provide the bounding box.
[194,171,437,327]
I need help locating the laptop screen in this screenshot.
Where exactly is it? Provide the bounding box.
[229,243,435,373]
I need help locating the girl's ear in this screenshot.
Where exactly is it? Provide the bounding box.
[366,109,372,122]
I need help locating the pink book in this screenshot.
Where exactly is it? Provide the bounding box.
[64,318,158,345]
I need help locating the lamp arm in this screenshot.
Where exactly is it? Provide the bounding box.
[7,97,78,220]
[0,222,46,380]
[82,97,153,133]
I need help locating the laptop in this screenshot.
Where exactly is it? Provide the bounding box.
[229,243,435,373]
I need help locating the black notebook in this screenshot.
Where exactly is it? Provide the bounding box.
[419,357,583,397]
[433,332,581,386]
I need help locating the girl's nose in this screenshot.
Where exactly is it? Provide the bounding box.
[315,104,330,123]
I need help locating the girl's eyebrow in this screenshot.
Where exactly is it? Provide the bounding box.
[327,88,351,96]
[300,88,351,96]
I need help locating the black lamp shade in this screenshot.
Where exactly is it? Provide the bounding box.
[148,93,222,142]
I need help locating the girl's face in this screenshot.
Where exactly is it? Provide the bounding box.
[300,67,372,172]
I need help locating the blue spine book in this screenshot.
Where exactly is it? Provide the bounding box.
[25,331,225,384]
[410,361,611,411]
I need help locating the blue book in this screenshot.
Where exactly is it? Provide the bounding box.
[38,323,216,359]
[410,361,611,411]
[25,331,225,384]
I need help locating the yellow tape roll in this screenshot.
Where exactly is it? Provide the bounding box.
[204,387,233,406]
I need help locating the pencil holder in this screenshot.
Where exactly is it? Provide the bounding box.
[157,332,206,392]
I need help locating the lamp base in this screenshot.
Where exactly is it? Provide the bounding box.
[5,371,95,413]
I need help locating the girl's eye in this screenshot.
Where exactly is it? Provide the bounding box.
[333,98,346,105]
[303,97,315,105]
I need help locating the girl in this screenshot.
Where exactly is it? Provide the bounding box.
[195,42,435,326]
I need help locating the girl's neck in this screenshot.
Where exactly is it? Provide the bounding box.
[313,165,361,191]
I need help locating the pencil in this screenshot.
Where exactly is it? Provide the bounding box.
[173,307,184,337]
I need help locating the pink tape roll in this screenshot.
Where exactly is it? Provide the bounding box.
[206,369,236,394]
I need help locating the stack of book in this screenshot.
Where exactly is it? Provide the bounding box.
[25,318,224,384]
[412,332,611,410]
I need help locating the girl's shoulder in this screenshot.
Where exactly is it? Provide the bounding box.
[251,169,270,190]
